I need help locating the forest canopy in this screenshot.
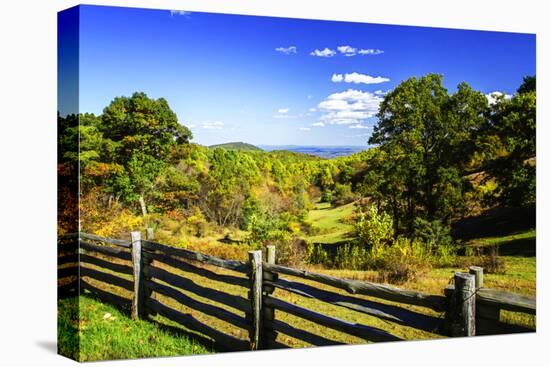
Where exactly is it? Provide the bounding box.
[58,75,536,270]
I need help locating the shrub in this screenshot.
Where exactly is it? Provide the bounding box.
[468,245,506,274]
[320,190,333,203]
[187,206,207,237]
[412,217,456,267]
[331,183,357,206]
[245,212,307,266]
[354,204,394,248]
[306,243,331,266]
[412,217,453,248]
[371,237,433,284]
[333,243,369,270]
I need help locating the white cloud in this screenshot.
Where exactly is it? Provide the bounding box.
[485,91,512,105]
[278,108,289,114]
[358,49,384,55]
[312,122,325,127]
[318,89,383,125]
[310,48,336,57]
[337,45,357,56]
[349,124,371,129]
[202,121,224,130]
[170,10,191,16]
[374,90,388,96]
[331,74,344,82]
[299,127,311,131]
[275,46,297,55]
[309,108,317,112]
[332,72,390,85]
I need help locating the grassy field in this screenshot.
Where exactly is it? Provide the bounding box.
[75,229,535,355]
[69,213,535,358]
[307,201,356,244]
[58,295,211,362]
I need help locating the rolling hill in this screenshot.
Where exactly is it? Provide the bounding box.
[209,142,263,151]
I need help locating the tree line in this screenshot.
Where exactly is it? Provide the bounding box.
[58,74,535,258]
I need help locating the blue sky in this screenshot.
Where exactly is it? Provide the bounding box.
[72,5,535,146]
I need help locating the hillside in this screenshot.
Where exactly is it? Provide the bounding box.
[209,142,262,151]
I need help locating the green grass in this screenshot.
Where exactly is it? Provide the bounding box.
[307,201,356,244]
[466,229,536,256]
[66,226,535,358]
[58,295,210,362]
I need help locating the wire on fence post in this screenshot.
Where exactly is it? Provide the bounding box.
[452,272,476,336]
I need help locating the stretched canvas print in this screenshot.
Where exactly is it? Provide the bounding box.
[58,4,536,362]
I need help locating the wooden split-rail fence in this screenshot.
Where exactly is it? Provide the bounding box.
[58,230,536,351]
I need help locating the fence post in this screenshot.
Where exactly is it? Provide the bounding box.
[143,228,156,316]
[469,266,484,289]
[450,272,476,336]
[262,245,278,349]
[248,250,263,350]
[131,231,146,320]
[146,227,154,241]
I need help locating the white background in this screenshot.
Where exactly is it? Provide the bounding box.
[0,0,547,365]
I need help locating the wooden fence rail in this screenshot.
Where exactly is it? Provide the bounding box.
[58,230,536,351]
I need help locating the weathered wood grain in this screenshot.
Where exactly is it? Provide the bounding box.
[80,232,131,247]
[266,319,343,347]
[263,263,446,311]
[80,253,133,275]
[145,279,249,330]
[469,266,484,289]
[143,251,249,287]
[264,295,401,342]
[144,265,251,313]
[445,285,536,315]
[248,251,262,350]
[80,266,134,291]
[262,245,278,349]
[267,278,443,334]
[131,231,146,319]
[477,289,536,315]
[451,273,476,336]
[146,298,250,352]
[142,240,249,273]
[79,241,132,261]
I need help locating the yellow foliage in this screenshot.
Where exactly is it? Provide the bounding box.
[95,210,144,238]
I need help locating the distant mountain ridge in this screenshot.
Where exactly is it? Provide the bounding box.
[260,145,368,159]
[208,142,263,151]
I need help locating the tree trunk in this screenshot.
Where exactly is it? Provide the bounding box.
[139,195,148,216]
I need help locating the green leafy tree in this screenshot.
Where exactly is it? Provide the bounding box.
[368,74,487,232]
[99,92,192,215]
[483,76,536,207]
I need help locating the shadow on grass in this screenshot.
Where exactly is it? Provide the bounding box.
[452,205,535,240]
[59,292,229,356]
[470,237,536,257]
